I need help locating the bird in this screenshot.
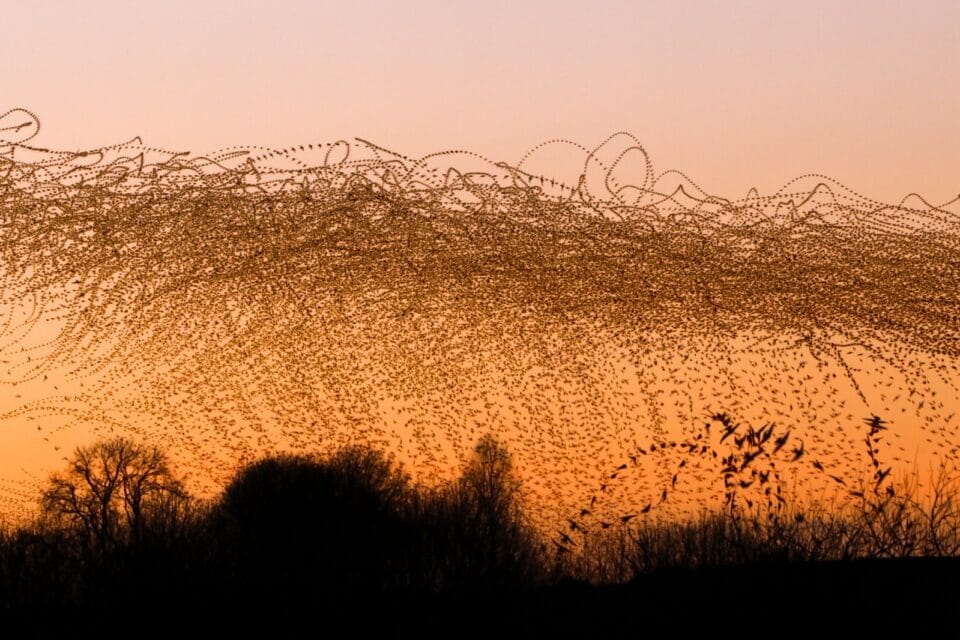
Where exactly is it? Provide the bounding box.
[791,440,805,461]
[772,431,790,453]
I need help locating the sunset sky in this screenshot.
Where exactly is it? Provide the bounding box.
[3,6,960,618]
[1,1,959,525]
[4,0,958,203]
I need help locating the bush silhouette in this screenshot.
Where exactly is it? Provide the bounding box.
[207,436,541,600]
[210,446,411,602]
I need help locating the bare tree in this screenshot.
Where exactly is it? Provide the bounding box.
[453,434,541,585]
[40,437,187,554]
[459,434,523,534]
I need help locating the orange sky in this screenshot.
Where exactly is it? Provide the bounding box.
[3,0,958,204]
[2,1,959,523]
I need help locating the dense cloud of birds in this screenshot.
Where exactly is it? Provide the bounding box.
[1,107,958,527]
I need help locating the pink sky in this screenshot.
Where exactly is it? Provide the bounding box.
[4,1,959,201]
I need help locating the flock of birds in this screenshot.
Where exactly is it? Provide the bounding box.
[550,411,905,555]
[0,106,958,529]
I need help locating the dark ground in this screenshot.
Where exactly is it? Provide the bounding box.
[8,558,957,637]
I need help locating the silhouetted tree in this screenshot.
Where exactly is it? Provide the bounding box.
[40,437,187,555]
[445,434,542,588]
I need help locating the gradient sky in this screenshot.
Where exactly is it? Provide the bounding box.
[2,1,959,522]
[4,1,958,202]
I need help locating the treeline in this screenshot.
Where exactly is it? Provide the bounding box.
[0,435,547,629]
[1,427,959,633]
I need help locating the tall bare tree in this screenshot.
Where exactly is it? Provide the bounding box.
[453,434,541,584]
[41,437,187,554]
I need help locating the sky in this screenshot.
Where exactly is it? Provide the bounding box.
[1,1,959,522]
[3,0,958,203]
